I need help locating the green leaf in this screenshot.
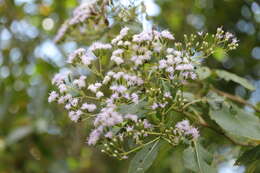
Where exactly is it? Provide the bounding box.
[128,139,161,173]
[207,92,225,110]
[196,66,212,80]
[170,145,187,173]
[183,92,195,102]
[209,103,260,140]
[215,70,255,91]
[236,145,260,166]
[213,47,227,61]
[246,161,260,173]
[183,142,217,173]
[152,141,176,173]
[183,147,198,171]
[118,101,148,117]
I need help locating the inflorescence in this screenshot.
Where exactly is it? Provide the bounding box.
[49,26,238,159]
[54,0,109,43]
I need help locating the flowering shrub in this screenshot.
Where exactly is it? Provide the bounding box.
[49,1,260,173]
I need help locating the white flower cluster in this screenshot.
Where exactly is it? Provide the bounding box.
[89,42,112,51]
[73,76,87,88]
[67,48,86,64]
[69,2,97,26]
[216,27,239,50]
[132,29,174,43]
[67,48,94,65]
[111,27,130,44]
[50,27,200,145]
[103,71,144,86]
[174,120,200,140]
[88,104,153,146]
[54,21,69,43]
[54,0,104,43]
[158,48,197,80]
[50,0,242,160]
[110,27,178,69]
[49,26,240,159]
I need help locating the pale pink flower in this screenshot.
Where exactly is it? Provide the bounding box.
[48,91,59,103]
[96,91,104,98]
[81,103,97,112]
[161,30,174,40]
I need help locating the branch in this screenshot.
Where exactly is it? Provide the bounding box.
[211,87,260,113]
[199,121,254,147]
[122,137,160,155]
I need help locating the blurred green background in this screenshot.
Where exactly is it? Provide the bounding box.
[0,0,259,172]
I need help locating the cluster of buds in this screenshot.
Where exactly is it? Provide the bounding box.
[215,27,239,50]
[49,25,238,159]
[179,27,239,59]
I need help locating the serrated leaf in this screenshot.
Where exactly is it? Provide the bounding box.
[215,70,255,91]
[128,139,161,173]
[183,142,217,173]
[209,103,260,140]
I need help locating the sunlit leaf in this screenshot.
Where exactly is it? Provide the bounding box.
[213,47,227,61]
[196,66,211,80]
[209,103,260,140]
[215,70,255,91]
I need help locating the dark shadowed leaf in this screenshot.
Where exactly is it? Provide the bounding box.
[236,145,260,166]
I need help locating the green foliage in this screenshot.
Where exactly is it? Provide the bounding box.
[236,145,260,173]
[183,142,217,173]
[209,102,260,141]
[213,47,227,62]
[0,0,259,172]
[196,66,212,80]
[215,70,255,91]
[236,145,260,166]
[118,101,149,116]
[128,139,161,173]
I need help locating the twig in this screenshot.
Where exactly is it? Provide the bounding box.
[199,121,254,147]
[183,98,206,110]
[211,87,260,113]
[122,137,160,155]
